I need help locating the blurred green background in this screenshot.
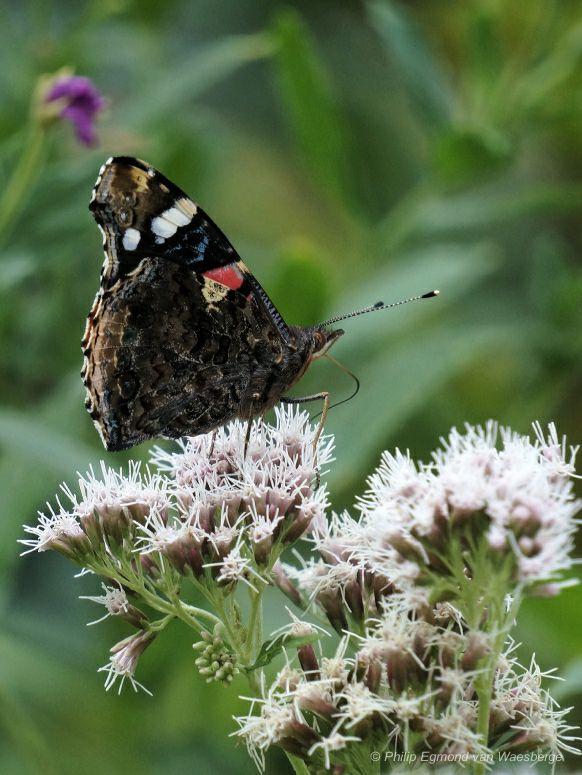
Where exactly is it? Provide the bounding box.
[0,0,581,772]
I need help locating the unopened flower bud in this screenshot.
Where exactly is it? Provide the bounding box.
[412,621,435,664]
[385,648,424,694]
[281,720,319,750]
[489,703,513,736]
[193,626,240,684]
[140,552,160,577]
[163,532,204,577]
[362,658,382,693]
[316,588,348,634]
[344,578,364,622]
[271,562,302,606]
[80,504,131,548]
[298,643,320,679]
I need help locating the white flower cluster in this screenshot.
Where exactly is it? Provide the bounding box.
[287,422,580,628]
[21,415,580,769]
[234,603,580,772]
[22,406,332,590]
[360,421,580,585]
[21,407,332,692]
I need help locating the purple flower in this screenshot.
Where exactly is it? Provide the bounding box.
[44,75,105,146]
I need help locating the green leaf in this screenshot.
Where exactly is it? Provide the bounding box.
[325,241,499,347]
[366,0,452,126]
[126,33,276,125]
[269,241,333,325]
[248,630,321,672]
[376,184,582,253]
[420,185,582,236]
[432,127,514,186]
[515,20,582,114]
[271,9,348,201]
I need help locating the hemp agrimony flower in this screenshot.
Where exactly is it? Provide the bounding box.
[22,414,580,773]
[23,407,332,692]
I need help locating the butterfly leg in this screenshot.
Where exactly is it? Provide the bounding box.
[208,428,218,457]
[244,418,253,458]
[281,392,330,486]
[242,392,263,458]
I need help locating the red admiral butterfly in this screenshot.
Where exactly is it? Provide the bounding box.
[83,157,437,451]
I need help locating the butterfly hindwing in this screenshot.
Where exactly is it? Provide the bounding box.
[82,256,286,450]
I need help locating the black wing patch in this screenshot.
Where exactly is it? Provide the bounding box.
[88,156,289,339]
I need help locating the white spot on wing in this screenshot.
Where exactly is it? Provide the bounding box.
[122,227,141,251]
[151,215,177,239]
[163,205,192,227]
[150,198,197,239]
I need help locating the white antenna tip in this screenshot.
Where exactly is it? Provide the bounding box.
[422,289,439,299]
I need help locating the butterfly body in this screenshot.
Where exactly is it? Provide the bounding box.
[83,157,342,451]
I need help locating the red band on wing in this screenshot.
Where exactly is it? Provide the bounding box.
[203,264,244,290]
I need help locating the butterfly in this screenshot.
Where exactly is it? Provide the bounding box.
[82,157,346,451]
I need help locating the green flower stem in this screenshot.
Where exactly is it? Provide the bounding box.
[453,539,520,775]
[170,595,221,632]
[211,592,242,651]
[0,124,46,245]
[473,588,523,775]
[425,526,522,775]
[473,643,501,775]
[89,557,221,633]
[148,614,174,632]
[245,586,264,663]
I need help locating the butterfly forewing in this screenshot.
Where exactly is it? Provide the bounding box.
[83,157,322,451]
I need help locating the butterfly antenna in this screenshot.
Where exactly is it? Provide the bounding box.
[319,290,439,328]
[311,354,361,420]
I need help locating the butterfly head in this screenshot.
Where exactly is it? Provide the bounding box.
[310,326,345,360]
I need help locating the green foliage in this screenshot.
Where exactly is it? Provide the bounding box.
[272,9,350,204]
[0,0,581,773]
[248,629,321,673]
